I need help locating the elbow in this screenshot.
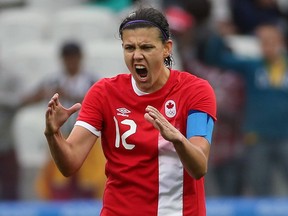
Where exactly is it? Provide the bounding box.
[52,157,80,177]
[57,165,78,177]
[189,166,208,180]
[60,169,77,178]
[193,155,209,179]
[193,169,207,180]
[61,170,74,178]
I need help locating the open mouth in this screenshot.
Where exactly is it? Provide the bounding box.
[135,65,148,78]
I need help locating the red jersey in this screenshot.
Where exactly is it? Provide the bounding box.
[76,69,216,216]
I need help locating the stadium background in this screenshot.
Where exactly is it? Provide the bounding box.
[0,0,287,215]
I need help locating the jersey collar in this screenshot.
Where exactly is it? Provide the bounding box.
[131,76,150,96]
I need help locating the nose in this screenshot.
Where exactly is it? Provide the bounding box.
[133,48,144,61]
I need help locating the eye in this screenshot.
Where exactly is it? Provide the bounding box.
[124,45,135,52]
[141,45,154,51]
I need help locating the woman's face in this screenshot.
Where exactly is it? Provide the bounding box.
[122,27,172,93]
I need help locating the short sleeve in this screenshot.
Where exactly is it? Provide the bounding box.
[189,80,217,121]
[76,80,105,134]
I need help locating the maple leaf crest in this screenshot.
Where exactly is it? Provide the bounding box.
[166,102,174,109]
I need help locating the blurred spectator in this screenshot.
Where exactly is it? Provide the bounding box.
[22,41,103,200]
[185,61,246,196]
[0,63,23,200]
[163,0,211,24]
[22,41,96,134]
[204,24,288,196]
[229,0,288,35]
[163,0,213,62]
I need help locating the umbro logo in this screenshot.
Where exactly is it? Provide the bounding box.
[116,108,131,117]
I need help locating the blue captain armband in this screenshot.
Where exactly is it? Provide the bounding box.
[186,111,214,144]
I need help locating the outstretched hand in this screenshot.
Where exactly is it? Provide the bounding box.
[144,105,183,143]
[44,93,81,136]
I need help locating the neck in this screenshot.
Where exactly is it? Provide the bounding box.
[154,67,170,90]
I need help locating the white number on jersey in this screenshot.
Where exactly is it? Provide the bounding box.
[114,117,136,150]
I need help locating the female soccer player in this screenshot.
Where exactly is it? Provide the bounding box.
[44,7,216,216]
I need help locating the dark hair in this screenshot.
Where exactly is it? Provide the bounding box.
[119,7,173,68]
[60,41,82,57]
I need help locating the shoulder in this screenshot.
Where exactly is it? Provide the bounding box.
[172,69,213,92]
[172,70,217,119]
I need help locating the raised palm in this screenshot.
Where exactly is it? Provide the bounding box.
[144,105,183,143]
[45,93,81,136]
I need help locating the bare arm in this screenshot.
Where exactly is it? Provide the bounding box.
[144,105,210,179]
[44,93,97,177]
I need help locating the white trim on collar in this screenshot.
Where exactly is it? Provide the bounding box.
[131,76,150,96]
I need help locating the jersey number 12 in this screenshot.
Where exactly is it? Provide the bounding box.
[114,117,136,150]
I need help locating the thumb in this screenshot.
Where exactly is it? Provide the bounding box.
[67,103,81,115]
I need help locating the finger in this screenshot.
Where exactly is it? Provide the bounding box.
[48,99,55,110]
[146,105,159,114]
[144,113,154,123]
[154,118,166,131]
[147,110,167,126]
[45,107,52,118]
[144,113,160,130]
[146,105,166,120]
[47,93,57,109]
[146,106,159,119]
[52,93,59,106]
[68,103,82,115]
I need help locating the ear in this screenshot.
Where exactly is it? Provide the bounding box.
[163,39,173,58]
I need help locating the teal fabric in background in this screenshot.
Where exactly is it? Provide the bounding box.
[203,35,288,141]
[87,0,132,12]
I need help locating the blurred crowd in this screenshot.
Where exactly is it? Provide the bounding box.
[0,0,288,201]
